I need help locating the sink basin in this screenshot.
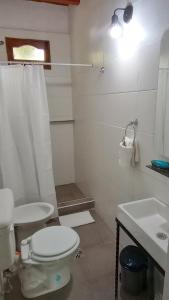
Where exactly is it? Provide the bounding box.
[117,198,169,270]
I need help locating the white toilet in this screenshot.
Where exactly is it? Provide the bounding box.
[20,226,80,298]
[0,189,80,299]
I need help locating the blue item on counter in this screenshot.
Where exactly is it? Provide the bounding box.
[151,160,169,169]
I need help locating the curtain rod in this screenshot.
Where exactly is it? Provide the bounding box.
[0,61,93,68]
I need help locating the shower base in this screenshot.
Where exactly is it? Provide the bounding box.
[55,183,94,216]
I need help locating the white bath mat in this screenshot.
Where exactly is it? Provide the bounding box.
[59,211,95,228]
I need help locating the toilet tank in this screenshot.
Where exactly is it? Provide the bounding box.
[0,189,16,271]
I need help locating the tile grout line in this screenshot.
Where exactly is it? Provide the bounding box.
[58,199,95,209]
[73,88,157,98]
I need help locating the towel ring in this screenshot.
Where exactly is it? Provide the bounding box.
[122,119,138,146]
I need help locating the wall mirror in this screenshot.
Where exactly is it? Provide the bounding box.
[156,29,169,158]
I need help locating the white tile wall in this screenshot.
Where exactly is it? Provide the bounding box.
[50,123,75,185]
[70,0,169,233]
[0,0,69,34]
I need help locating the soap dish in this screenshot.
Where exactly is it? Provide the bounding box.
[151,160,169,170]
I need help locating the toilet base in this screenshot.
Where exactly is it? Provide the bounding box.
[20,265,71,298]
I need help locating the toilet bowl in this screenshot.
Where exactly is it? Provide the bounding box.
[14,202,54,249]
[20,226,80,298]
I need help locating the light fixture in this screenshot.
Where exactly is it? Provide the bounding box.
[110,3,133,39]
[110,14,123,39]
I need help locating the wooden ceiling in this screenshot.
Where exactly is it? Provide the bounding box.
[29,0,80,5]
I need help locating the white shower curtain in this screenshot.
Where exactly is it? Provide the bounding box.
[0,65,57,213]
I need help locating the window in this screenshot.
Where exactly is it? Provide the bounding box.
[5,37,51,70]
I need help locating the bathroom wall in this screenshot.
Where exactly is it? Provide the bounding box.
[70,0,169,232]
[0,0,75,186]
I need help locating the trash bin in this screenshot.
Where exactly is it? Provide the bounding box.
[120,245,147,295]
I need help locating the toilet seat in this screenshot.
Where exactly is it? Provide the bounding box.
[31,226,78,257]
[21,226,80,263]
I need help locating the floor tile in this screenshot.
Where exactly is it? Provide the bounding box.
[74,210,115,249]
[89,274,115,300]
[76,243,115,282]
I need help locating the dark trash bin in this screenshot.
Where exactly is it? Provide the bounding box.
[120,245,147,295]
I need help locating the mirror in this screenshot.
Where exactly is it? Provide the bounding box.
[156,29,169,158]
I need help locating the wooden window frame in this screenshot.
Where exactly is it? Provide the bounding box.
[5,37,51,70]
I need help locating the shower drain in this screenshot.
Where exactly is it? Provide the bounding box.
[156,232,168,240]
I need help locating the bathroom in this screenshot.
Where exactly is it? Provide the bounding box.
[1,0,169,299]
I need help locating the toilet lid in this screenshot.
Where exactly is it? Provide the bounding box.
[31,226,78,257]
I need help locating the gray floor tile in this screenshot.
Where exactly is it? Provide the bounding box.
[89,274,115,300]
[76,243,115,282]
[74,210,115,249]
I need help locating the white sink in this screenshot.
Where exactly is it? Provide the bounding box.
[117,198,169,270]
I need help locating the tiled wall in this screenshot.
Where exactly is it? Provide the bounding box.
[70,0,169,231]
[0,0,75,185]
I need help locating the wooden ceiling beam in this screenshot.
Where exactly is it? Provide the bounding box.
[29,0,80,5]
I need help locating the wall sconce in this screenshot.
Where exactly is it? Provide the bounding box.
[110,3,133,39]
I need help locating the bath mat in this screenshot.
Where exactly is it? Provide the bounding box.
[59,211,95,228]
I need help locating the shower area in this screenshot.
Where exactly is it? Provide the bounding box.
[49,60,95,215]
[0,27,94,216]
[42,32,95,216]
[49,63,95,216]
